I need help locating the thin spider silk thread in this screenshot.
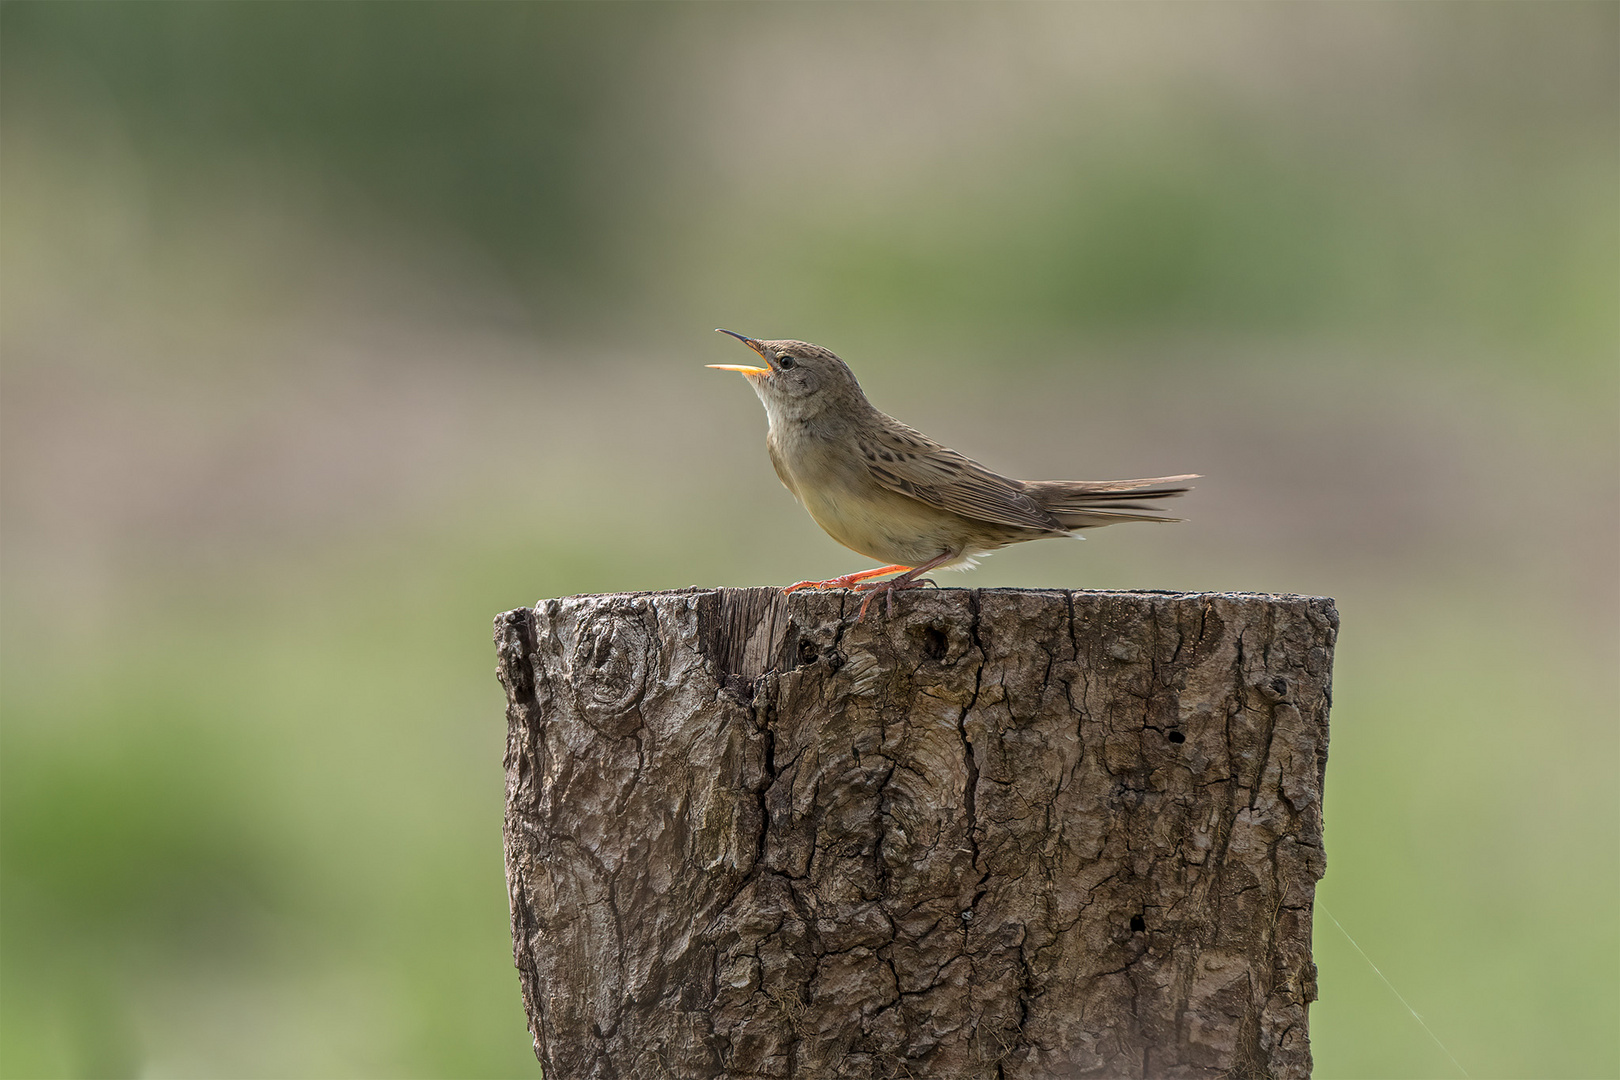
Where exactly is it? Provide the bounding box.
[1321,905,1470,1078]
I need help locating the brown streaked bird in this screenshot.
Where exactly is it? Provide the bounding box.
[709,330,1197,618]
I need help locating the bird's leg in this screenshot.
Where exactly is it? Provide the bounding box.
[855,551,958,620]
[782,564,910,594]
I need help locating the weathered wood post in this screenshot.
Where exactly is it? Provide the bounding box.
[496,587,1335,1079]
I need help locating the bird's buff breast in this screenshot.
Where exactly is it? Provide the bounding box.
[769,423,981,567]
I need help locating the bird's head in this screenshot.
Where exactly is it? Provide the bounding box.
[707,330,865,424]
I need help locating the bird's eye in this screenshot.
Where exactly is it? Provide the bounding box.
[776,355,797,370]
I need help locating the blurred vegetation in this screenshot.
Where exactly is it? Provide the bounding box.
[2,3,1615,1078]
[1,3,667,302]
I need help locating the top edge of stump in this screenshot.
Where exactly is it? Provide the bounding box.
[513,586,1334,608]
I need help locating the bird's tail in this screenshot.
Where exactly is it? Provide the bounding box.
[1024,474,1199,529]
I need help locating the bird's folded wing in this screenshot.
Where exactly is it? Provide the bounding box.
[857,423,1062,532]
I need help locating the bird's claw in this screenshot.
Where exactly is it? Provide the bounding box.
[854,575,935,621]
[779,560,947,621]
[780,565,912,595]
[781,575,858,594]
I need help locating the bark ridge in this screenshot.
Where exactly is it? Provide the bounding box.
[496,587,1336,1079]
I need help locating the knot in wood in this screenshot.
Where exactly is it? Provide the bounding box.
[568,606,651,735]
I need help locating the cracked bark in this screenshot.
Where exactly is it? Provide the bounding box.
[496,588,1336,1079]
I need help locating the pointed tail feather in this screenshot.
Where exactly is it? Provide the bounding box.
[1025,474,1198,529]
[1025,474,1198,507]
[1052,508,1184,529]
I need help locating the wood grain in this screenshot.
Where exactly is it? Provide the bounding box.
[496,587,1336,1079]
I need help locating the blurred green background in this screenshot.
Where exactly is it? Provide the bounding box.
[2,3,1615,1077]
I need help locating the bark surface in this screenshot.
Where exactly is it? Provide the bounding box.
[496,587,1336,1079]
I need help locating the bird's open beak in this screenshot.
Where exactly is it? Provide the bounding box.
[707,329,772,376]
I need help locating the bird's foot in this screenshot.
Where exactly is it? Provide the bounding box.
[781,565,910,594]
[850,551,959,620]
[855,575,934,621]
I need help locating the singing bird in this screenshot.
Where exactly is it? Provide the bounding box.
[709,330,1196,617]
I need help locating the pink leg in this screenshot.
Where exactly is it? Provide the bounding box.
[782,564,910,595]
[856,551,959,620]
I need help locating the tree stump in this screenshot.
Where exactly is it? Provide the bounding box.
[495,587,1336,1079]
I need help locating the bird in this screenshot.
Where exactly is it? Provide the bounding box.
[708,330,1197,618]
